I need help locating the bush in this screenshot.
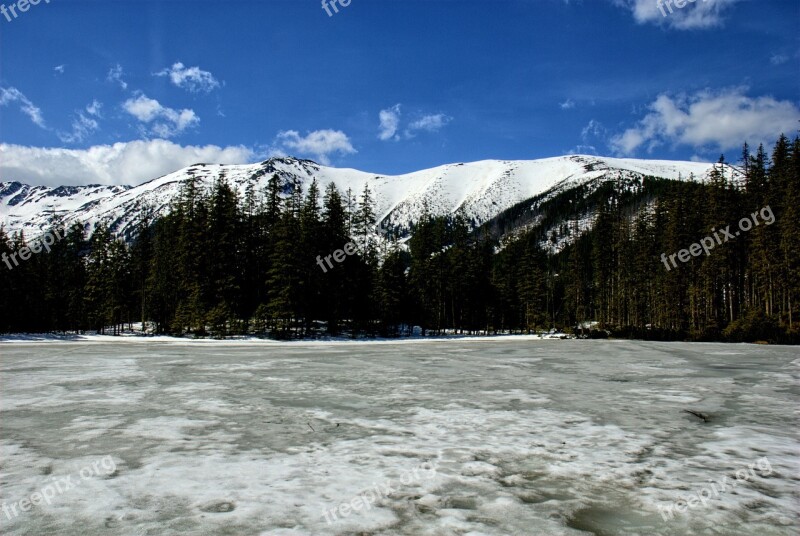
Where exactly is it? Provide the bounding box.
[206,303,234,339]
[723,310,780,343]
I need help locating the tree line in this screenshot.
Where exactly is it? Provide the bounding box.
[0,134,797,343]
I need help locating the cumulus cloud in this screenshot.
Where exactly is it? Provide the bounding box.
[610,88,800,156]
[378,104,401,141]
[156,62,221,93]
[612,0,741,30]
[0,140,256,187]
[123,94,199,138]
[378,104,452,140]
[560,99,576,110]
[0,87,46,129]
[274,129,356,165]
[54,65,66,75]
[107,64,128,90]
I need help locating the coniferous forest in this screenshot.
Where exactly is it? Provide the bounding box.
[1,135,798,343]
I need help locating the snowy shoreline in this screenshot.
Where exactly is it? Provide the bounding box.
[2,332,792,346]
[0,332,571,345]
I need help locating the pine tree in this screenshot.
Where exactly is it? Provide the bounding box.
[84,225,116,334]
[768,136,791,323]
[298,179,323,334]
[320,183,349,334]
[208,178,241,332]
[130,215,153,332]
[266,193,301,337]
[375,243,408,336]
[778,136,800,332]
[0,227,15,332]
[146,215,181,334]
[354,183,377,258]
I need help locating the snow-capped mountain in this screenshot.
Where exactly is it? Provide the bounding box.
[0,155,732,240]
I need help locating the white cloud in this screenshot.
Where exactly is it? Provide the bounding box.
[770,53,789,66]
[0,87,46,129]
[123,95,164,122]
[610,88,800,156]
[156,62,221,93]
[107,64,128,90]
[378,104,401,141]
[570,120,607,155]
[0,140,256,187]
[378,105,452,140]
[58,113,99,144]
[86,100,103,118]
[123,94,199,138]
[59,100,104,143]
[581,119,606,142]
[567,144,599,155]
[407,113,452,134]
[560,99,576,109]
[54,65,66,75]
[274,129,356,165]
[613,0,741,30]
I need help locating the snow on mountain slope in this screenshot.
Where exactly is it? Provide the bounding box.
[0,155,730,240]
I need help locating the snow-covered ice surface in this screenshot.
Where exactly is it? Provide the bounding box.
[0,339,797,535]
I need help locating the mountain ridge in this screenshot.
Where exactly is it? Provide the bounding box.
[0,155,737,240]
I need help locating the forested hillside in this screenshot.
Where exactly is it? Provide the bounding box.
[1,135,798,343]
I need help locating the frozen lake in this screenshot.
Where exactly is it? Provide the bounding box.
[0,338,798,535]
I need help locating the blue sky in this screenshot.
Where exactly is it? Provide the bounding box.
[0,0,798,186]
